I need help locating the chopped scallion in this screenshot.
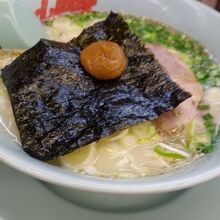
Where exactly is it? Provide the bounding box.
[154,146,185,159]
[197,104,210,111]
[186,120,195,149]
[199,113,217,154]
[203,113,215,134]
[196,143,214,154]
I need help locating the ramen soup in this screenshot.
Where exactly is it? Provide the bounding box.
[0,12,220,179]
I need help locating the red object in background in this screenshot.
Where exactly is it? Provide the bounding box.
[50,0,97,17]
[35,0,49,20]
[35,0,97,20]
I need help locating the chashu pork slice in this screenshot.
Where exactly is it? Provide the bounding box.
[147,44,203,132]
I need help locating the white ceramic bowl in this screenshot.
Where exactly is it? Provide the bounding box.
[0,0,220,211]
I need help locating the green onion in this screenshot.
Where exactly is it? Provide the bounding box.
[197,104,210,111]
[154,146,185,159]
[199,113,217,154]
[203,113,213,121]
[186,120,195,149]
[196,143,214,154]
[64,12,106,27]
[203,113,215,134]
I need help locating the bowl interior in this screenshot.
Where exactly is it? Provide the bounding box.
[0,0,220,193]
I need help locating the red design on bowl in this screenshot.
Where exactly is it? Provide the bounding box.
[35,0,97,20]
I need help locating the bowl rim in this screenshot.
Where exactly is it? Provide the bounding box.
[1,146,220,194]
[1,0,220,195]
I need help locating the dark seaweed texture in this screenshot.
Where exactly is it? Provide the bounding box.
[2,12,190,160]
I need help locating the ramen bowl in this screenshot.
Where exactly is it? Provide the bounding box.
[0,0,220,212]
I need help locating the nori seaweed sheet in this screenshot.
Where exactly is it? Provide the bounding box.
[2,12,191,161]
